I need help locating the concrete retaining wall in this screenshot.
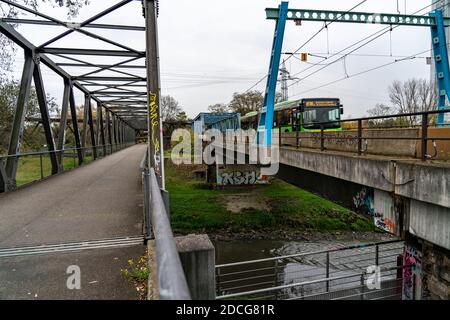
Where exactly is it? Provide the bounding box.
[395,161,450,208]
[280,128,419,157]
[279,147,450,248]
[422,241,450,300]
[280,148,394,192]
[409,200,450,250]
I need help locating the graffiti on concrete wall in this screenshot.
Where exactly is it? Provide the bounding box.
[353,187,376,215]
[374,217,396,233]
[403,244,423,300]
[353,187,397,234]
[218,171,260,185]
[308,132,358,148]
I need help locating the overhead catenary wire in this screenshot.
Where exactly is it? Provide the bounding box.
[287,0,447,88]
[289,44,444,98]
[243,0,369,93]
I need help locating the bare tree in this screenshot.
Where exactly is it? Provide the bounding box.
[160,95,183,122]
[207,103,228,113]
[366,103,395,127]
[388,79,437,125]
[367,103,392,117]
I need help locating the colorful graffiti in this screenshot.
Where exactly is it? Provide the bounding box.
[353,187,397,234]
[402,244,423,300]
[374,217,397,233]
[219,171,260,185]
[353,187,376,216]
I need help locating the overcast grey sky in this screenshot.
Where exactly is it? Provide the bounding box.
[10,0,436,119]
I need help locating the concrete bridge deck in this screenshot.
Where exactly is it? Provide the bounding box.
[0,144,146,299]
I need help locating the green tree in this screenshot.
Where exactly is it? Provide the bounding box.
[0,80,59,154]
[228,90,263,115]
[176,111,188,121]
[228,90,283,116]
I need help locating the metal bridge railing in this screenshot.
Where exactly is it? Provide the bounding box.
[277,108,450,160]
[217,266,404,300]
[0,142,134,189]
[140,150,191,300]
[216,240,404,300]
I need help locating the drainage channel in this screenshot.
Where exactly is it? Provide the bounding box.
[0,236,144,258]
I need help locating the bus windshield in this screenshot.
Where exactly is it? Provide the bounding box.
[302,107,341,129]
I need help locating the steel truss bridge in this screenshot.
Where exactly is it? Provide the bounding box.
[0,0,153,192]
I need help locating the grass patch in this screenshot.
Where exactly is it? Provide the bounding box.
[15,153,94,187]
[120,254,149,300]
[121,256,150,283]
[166,162,376,234]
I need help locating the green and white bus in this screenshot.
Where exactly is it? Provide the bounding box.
[241,98,343,133]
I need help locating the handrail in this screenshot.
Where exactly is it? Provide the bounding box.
[142,165,191,300]
[302,108,450,127]
[0,143,132,160]
[216,239,403,268]
[216,264,403,300]
[139,150,148,172]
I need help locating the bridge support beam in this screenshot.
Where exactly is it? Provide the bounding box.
[98,103,106,156]
[87,96,97,159]
[69,84,83,165]
[144,0,165,187]
[118,120,122,146]
[106,110,112,153]
[0,162,6,193]
[112,115,117,147]
[33,60,59,174]
[81,94,89,159]
[5,50,35,191]
[430,10,450,126]
[57,79,70,171]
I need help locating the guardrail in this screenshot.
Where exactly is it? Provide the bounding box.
[277,109,450,161]
[216,240,405,300]
[218,265,403,300]
[0,142,134,189]
[140,150,191,300]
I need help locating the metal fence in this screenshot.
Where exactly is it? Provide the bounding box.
[216,240,404,300]
[140,150,191,300]
[0,142,134,189]
[278,109,450,160]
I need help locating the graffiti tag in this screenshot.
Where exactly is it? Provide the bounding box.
[402,244,422,300]
[219,171,259,185]
[374,217,396,233]
[149,92,161,173]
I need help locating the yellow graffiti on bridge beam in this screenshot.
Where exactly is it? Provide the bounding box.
[148,92,160,153]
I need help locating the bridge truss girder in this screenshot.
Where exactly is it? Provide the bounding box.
[0,0,159,192]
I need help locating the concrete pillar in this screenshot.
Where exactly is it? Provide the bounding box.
[175,234,215,300]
